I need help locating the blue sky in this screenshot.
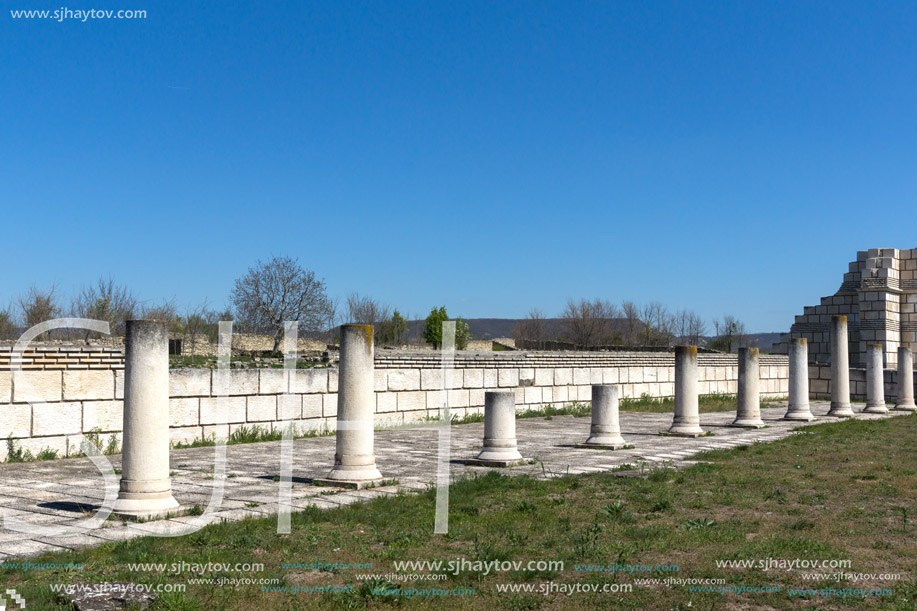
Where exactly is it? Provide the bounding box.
[2,1,915,331]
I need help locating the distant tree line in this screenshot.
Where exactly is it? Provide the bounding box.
[0,257,748,353]
[513,298,749,353]
[0,256,470,352]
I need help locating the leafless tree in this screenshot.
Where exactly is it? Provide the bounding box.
[182,301,214,363]
[675,309,708,346]
[620,301,642,346]
[346,293,392,326]
[561,298,620,349]
[347,293,402,344]
[71,277,138,341]
[638,301,675,347]
[142,299,180,331]
[230,256,333,352]
[712,314,748,352]
[513,308,548,349]
[19,285,60,332]
[0,302,19,340]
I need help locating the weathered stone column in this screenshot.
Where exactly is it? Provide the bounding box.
[731,347,764,427]
[863,343,889,414]
[668,346,704,436]
[325,324,383,484]
[827,315,855,417]
[784,338,815,421]
[894,347,916,411]
[580,385,627,448]
[113,320,180,518]
[472,391,524,466]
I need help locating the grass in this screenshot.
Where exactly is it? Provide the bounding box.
[4,428,119,463]
[3,414,915,609]
[619,392,780,413]
[171,424,335,450]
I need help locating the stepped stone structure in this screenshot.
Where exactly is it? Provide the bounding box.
[775,248,917,368]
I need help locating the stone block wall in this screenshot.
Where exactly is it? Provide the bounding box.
[0,349,789,462]
[775,247,917,367]
[807,365,917,402]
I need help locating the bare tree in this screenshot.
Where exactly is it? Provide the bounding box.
[639,301,675,347]
[686,311,707,346]
[620,301,642,346]
[19,285,60,331]
[231,256,333,352]
[0,302,19,340]
[142,300,180,330]
[71,277,138,341]
[711,314,748,352]
[182,301,213,363]
[513,308,548,349]
[675,309,707,346]
[561,298,620,349]
[346,293,392,326]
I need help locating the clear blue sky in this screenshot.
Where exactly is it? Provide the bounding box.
[2,1,915,332]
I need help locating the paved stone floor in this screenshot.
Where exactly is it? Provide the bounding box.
[0,401,904,558]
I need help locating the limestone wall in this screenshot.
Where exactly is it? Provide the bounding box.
[0,350,789,462]
[807,364,917,402]
[775,247,917,367]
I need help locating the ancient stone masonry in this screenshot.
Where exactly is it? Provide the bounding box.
[0,349,790,462]
[775,247,917,367]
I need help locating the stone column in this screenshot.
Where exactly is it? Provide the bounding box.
[784,338,815,421]
[731,347,764,427]
[894,347,916,411]
[325,325,383,483]
[113,320,180,518]
[863,343,888,414]
[668,346,704,436]
[580,385,627,448]
[827,315,855,417]
[473,391,524,465]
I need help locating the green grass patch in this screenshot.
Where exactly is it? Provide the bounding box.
[3,414,915,609]
[619,392,778,414]
[171,424,335,450]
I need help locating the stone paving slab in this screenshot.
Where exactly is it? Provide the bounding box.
[0,401,906,558]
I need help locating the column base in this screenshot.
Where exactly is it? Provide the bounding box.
[826,404,855,418]
[729,418,765,428]
[580,434,627,449]
[465,457,527,468]
[312,477,384,490]
[324,465,383,483]
[475,447,523,463]
[893,401,917,411]
[781,413,817,422]
[783,407,816,421]
[666,422,705,437]
[575,441,629,450]
[112,494,180,519]
[862,404,888,414]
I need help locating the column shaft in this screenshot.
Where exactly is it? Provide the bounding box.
[894,347,916,411]
[864,343,888,414]
[784,338,815,421]
[827,316,855,417]
[326,325,382,482]
[668,346,704,436]
[582,385,627,448]
[732,347,764,427]
[475,391,524,464]
[113,320,179,517]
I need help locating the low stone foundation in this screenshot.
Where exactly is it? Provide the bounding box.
[0,349,790,462]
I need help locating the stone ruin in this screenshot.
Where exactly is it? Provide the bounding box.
[774,247,917,368]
